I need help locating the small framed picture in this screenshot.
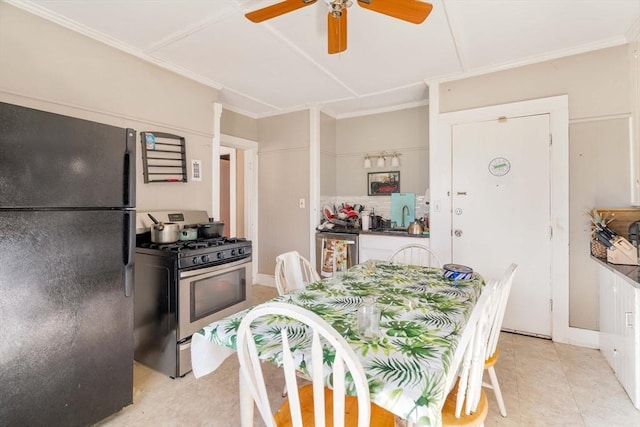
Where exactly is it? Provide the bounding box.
[368,171,400,196]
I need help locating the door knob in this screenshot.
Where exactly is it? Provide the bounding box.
[454,229,463,237]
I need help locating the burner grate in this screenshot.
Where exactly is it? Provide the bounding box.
[138,237,249,252]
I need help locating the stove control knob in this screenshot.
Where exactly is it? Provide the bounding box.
[217,252,225,259]
[238,248,245,255]
[192,257,200,265]
[201,255,210,263]
[231,249,237,256]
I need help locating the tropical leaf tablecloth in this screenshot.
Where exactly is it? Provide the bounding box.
[192,261,485,426]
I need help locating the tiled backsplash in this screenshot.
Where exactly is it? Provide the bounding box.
[320,194,429,224]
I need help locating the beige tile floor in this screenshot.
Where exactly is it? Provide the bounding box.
[97,285,640,427]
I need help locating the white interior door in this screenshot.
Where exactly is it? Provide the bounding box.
[452,114,552,337]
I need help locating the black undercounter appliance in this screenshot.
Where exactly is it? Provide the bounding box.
[0,102,135,426]
[134,210,252,378]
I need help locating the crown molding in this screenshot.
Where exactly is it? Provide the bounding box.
[7,0,637,120]
[4,0,224,91]
[332,100,430,120]
[433,36,630,84]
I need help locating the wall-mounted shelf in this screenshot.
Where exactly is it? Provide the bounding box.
[140,131,187,183]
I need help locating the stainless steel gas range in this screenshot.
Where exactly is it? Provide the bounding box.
[133,210,252,378]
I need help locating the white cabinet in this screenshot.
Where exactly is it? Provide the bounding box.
[599,265,618,368]
[599,264,640,409]
[359,234,430,263]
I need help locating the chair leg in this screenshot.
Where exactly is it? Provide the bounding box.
[487,366,507,417]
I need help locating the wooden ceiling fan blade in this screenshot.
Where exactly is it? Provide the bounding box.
[327,10,347,54]
[328,10,347,54]
[245,0,317,23]
[357,0,432,24]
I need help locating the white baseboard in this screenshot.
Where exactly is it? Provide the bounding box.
[566,326,599,349]
[254,273,276,288]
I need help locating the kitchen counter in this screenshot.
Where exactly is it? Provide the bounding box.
[317,228,429,238]
[592,255,640,288]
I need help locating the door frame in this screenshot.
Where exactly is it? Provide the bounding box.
[431,95,569,343]
[219,146,237,237]
[220,133,258,283]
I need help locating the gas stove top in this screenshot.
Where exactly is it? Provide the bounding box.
[136,236,252,270]
[138,236,247,251]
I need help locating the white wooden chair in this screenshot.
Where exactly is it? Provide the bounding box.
[236,302,394,427]
[482,263,518,417]
[407,280,498,427]
[441,279,497,426]
[388,243,442,267]
[275,251,321,295]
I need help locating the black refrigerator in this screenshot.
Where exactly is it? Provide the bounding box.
[0,102,136,426]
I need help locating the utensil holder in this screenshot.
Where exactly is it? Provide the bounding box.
[591,239,607,259]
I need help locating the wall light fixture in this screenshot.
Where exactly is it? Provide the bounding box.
[364,155,372,169]
[363,151,401,168]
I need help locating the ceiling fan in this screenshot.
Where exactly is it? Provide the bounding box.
[245,0,433,54]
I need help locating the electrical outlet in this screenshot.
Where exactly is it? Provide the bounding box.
[299,198,305,209]
[191,159,202,182]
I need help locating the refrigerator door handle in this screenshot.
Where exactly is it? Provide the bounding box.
[123,210,135,297]
[124,129,136,208]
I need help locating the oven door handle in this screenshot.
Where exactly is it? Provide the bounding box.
[179,257,251,279]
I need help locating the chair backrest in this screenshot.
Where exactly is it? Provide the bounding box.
[275,251,321,295]
[442,280,498,418]
[485,263,518,361]
[237,302,371,427]
[388,243,442,267]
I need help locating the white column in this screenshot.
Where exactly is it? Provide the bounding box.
[211,102,222,220]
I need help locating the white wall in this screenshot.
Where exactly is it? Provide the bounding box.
[436,45,633,331]
[257,110,311,274]
[0,3,219,213]
[320,112,337,199]
[336,106,429,197]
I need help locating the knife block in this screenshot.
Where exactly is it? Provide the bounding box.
[607,236,640,265]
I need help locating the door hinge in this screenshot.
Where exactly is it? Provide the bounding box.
[550,299,553,312]
[550,226,553,239]
[549,134,553,146]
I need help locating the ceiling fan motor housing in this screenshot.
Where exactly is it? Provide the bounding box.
[327,0,353,17]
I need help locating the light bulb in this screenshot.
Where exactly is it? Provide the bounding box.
[391,155,400,167]
[376,156,385,167]
[364,156,372,169]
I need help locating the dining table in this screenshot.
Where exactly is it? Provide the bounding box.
[191,260,485,426]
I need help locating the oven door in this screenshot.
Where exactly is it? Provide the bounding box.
[178,258,252,340]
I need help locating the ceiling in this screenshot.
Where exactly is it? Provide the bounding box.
[8,0,640,118]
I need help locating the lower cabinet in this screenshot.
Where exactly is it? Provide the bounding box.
[359,234,430,263]
[599,264,640,409]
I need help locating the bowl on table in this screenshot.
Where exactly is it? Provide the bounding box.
[443,264,474,281]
